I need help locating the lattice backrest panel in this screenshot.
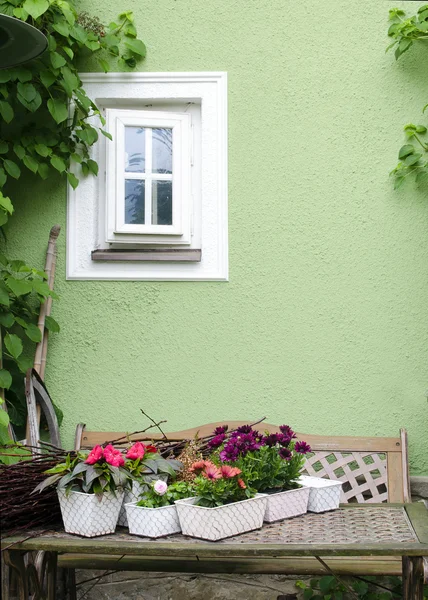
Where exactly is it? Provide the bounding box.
[302,451,389,503]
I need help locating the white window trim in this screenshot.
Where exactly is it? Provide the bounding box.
[66,72,228,281]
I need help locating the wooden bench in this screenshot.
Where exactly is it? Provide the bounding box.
[67,422,415,580]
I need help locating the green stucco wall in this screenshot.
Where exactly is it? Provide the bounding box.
[5,0,428,474]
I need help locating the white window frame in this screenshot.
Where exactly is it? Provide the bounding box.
[67,72,228,281]
[106,109,192,244]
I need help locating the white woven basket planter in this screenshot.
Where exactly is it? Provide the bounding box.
[263,486,310,523]
[298,475,343,513]
[118,482,146,527]
[57,489,124,537]
[125,502,181,538]
[175,494,267,541]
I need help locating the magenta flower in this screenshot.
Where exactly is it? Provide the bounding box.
[235,424,253,434]
[279,447,292,460]
[264,433,279,447]
[279,425,296,439]
[85,445,103,465]
[208,433,226,449]
[213,425,228,435]
[126,442,146,460]
[295,441,311,454]
[104,444,125,467]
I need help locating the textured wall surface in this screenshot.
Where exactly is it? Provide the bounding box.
[5,0,428,474]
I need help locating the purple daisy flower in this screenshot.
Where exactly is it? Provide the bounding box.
[235,425,253,434]
[208,433,226,449]
[213,425,228,435]
[279,447,292,460]
[295,441,311,454]
[264,433,279,447]
[279,425,296,439]
[277,434,291,447]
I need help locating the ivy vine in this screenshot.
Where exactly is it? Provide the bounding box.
[387,5,428,189]
[0,0,145,445]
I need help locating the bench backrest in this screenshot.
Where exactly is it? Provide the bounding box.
[75,421,411,504]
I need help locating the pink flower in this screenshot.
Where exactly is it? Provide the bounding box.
[237,478,246,489]
[153,480,168,495]
[202,463,222,480]
[85,445,103,465]
[126,442,146,460]
[220,465,241,479]
[104,444,125,467]
[145,444,157,453]
[190,460,209,473]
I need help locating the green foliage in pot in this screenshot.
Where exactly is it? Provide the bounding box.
[136,480,195,509]
[387,5,428,189]
[0,0,145,443]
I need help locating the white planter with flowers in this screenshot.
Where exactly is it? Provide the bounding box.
[126,501,181,538]
[175,494,267,541]
[58,489,124,537]
[263,485,310,523]
[298,475,343,512]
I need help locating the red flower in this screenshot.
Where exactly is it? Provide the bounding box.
[237,478,246,489]
[190,460,209,473]
[104,444,125,467]
[85,445,103,465]
[220,465,241,478]
[126,442,146,460]
[202,463,222,480]
[145,444,157,453]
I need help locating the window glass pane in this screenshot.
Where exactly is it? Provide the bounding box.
[125,127,145,172]
[152,180,172,225]
[125,179,145,224]
[152,128,172,174]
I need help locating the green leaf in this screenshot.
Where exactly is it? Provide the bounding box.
[0,409,10,428]
[34,144,51,157]
[0,100,14,123]
[45,315,60,333]
[71,153,82,163]
[319,576,336,594]
[60,66,79,97]
[398,145,414,160]
[50,155,66,173]
[0,71,11,84]
[47,98,69,124]
[13,144,25,160]
[0,168,6,188]
[15,68,32,83]
[100,129,113,141]
[0,282,10,307]
[17,83,42,112]
[4,160,21,179]
[98,59,110,73]
[38,163,50,180]
[4,333,23,359]
[123,38,146,57]
[395,38,412,60]
[0,192,14,215]
[17,355,33,374]
[404,153,422,166]
[25,323,42,343]
[394,176,405,190]
[416,125,427,134]
[40,70,56,88]
[23,0,49,20]
[52,21,70,37]
[32,279,51,296]
[6,277,32,296]
[416,170,428,184]
[0,369,12,390]
[66,171,79,189]
[63,47,74,60]
[23,155,39,174]
[0,141,8,154]
[50,51,67,69]
[0,312,14,327]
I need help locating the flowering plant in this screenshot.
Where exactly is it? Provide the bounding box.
[34,444,131,499]
[136,480,195,508]
[209,424,311,493]
[189,460,253,507]
[123,441,183,491]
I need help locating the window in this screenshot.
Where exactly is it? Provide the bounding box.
[67,72,228,281]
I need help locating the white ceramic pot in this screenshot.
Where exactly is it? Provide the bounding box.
[263,485,310,523]
[125,502,181,538]
[118,482,146,527]
[175,494,267,541]
[298,475,343,512]
[57,489,124,537]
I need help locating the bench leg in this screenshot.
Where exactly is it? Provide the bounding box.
[3,549,58,600]
[402,556,425,599]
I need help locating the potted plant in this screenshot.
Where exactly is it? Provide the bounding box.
[126,479,194,538]
[118,441,182,526]
[174,460,267,541]
[298,475,343,513]
[209,424,312,523]
[34,444,130,537]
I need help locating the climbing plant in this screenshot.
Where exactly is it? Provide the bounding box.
[387,4,428,189]
[0,0,145,443]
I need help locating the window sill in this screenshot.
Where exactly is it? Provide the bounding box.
[91,249,201,262]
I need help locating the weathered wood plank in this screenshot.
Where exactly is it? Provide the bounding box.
[1,537,427,557]
[57,553,402,576]
[78,422,403,452]
[406,502,428,544]
[387,451,405,503]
